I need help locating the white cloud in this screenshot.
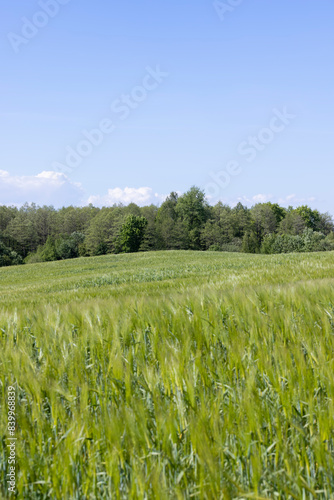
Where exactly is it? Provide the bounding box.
[231,194,318,208]
[277,194,317,205]
[251,194,273,204]
[0,171,169,208]
[87,187,166,207]
[0,170,83,207]
[233,194,272,206]
[0,173,320,212]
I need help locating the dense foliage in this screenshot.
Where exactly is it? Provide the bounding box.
[0,186,333,266]
[0,240,23,267]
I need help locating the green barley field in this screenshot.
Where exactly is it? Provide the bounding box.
[1,250,334,499]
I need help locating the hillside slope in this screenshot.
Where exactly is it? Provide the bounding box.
[0,250,334,307]
[1,251,334,498]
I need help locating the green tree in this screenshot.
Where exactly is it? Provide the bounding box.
[0,206,18,233]
[139,205,159,251]
[39,236,59,262]
[266,202,286,225]
[56,232,86,260]
[250,203,278,246]
[279,211,306,235]
[316,212,334,235]
[156,192,179,249]
[85,207,124,255]
[4,215,38,256]
[119,215,148,253]
[295,205,321,231]
[242,231,260,253]
[0,240,23,267]
[230,202,251,239]
[201,203,233,249]
[176,186,210,249]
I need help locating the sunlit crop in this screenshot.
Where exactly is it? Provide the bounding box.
[1,251,334,498]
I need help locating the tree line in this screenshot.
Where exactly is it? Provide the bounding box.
[0,186,333,267]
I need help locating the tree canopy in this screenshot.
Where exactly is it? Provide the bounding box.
[0,187,333,267]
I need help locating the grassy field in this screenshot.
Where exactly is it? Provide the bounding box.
[1,250,334,499]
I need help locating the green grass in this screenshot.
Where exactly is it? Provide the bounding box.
[1,251,334,499]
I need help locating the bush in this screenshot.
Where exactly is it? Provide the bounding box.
[208,244,221,252]
[208,241,241,253]
[301,228,325,252]
[26,233,86,263]
[56,232,86,259]
[24,252,43,264]
[322,232,334,251]
[261,229,328,254]
[0,241,23,267]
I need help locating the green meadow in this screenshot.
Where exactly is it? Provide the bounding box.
[1,251,334,499]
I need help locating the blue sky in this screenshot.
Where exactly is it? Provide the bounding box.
[1,0,333,213]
